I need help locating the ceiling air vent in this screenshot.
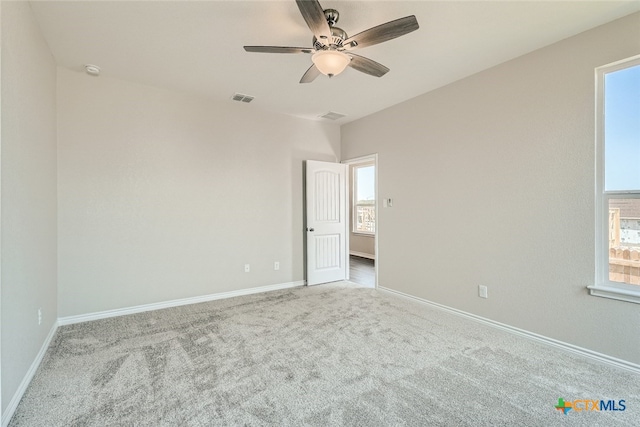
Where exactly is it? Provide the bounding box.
[319,111,346,120]
[232,93,254,103]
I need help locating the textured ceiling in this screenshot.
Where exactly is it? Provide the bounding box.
[30,1,640,124]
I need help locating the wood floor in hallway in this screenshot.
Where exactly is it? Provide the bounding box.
[349,255,375,287]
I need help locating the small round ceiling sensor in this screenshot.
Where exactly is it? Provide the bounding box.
[84,64,100,76]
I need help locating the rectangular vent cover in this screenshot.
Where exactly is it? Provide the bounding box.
[319,111,346,120]
[232,93,254,103]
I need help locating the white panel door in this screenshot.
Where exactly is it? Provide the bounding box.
[306,160,348,286]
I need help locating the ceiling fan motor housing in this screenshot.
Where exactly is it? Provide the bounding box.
[313,26,347,50]
[311,9,347,50]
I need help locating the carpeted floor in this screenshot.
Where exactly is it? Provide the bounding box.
[9,282,640,426]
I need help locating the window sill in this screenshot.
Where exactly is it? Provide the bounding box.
[587,284,640,304]
[352,232,375,237]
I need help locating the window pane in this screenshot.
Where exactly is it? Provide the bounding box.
[356,205,375,233]
[354,165,375,234]
[604,64,640,191]
[608,198,640,285]
[356,166,375,203]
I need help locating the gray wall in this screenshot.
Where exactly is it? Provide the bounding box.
[1,1,58,412]
[341,13,640,364]
[57,67,340,317]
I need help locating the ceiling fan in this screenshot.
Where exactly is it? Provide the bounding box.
[244,0,419,83]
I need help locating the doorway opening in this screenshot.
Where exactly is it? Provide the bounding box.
[343,155,378,288]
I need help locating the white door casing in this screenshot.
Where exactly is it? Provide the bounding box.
[306,160,348,286]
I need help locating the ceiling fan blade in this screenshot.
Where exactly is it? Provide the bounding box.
[343,15,419,50]
[244,46,314,54]
[347,53,390,78]
[296,0,331,44]
[300,64,321,83]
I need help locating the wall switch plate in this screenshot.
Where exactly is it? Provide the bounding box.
[38,308,42,325]
[478,285,488,299]
[244,264,250,273]
[274,261,280,270]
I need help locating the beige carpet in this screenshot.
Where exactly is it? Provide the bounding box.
[9,282,640,426]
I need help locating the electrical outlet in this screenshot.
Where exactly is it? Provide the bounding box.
[244,264,250,273]
[38,308,42,325]
[274,261,280,271]
[478,285,488,299]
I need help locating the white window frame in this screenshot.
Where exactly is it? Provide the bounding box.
[352,163,375,236]
[588,54,640,304]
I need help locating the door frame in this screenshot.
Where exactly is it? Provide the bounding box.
[342,154,379,289]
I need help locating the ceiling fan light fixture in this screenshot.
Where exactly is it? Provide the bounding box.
[312,50,350,77]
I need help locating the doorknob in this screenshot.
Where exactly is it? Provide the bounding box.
[307,228,315,232]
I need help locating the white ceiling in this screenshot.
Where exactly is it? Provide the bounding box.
[30,1,640,124]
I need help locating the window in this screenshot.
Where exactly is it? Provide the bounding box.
[590,55,640,304]
[353,164,375,234]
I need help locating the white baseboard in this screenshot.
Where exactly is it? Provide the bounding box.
[2,322,58,427]
[378,286,640,375]
[58,280,304,326]
[349,251,375,260]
